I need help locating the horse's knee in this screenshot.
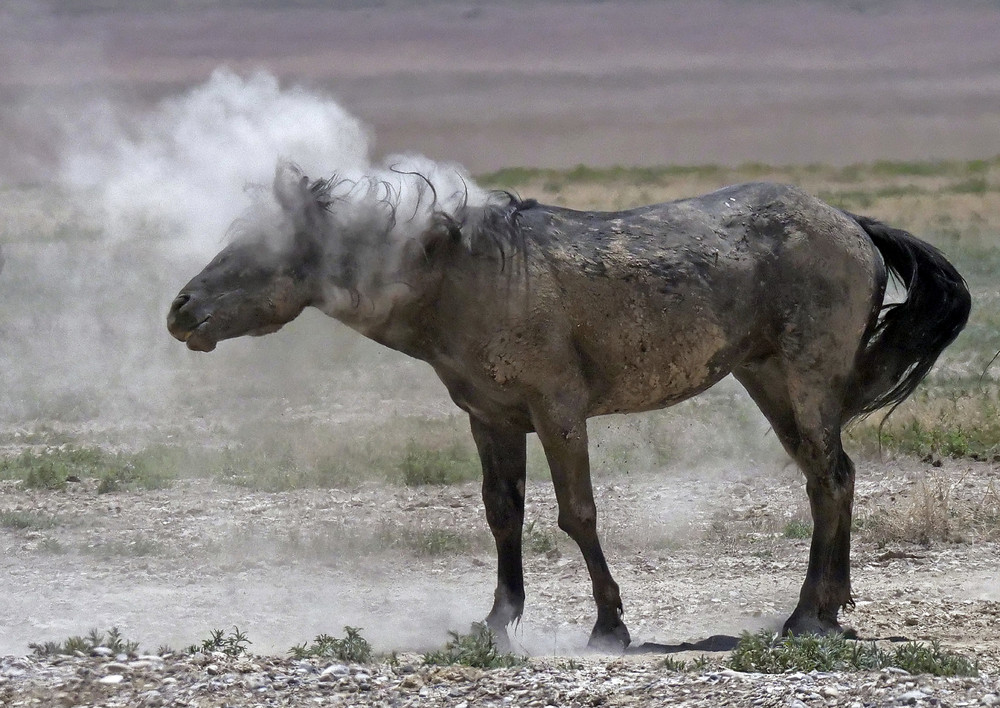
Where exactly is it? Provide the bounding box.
[556,507,596,541]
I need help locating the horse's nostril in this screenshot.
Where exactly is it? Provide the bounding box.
[171,293,191,312]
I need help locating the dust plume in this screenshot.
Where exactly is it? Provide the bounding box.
[0,66,786,656]
[1,69,472,432]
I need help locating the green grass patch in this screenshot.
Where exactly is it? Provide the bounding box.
[212,444,353,492]
[290,626,373,663]
[206,415,487,491]
[0,446,175,492]
[848,393,1000,460]
[422,623,527,669]
[729,631,978,676]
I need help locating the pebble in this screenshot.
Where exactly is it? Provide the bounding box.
[136,689,165,707]
[320,663,350,678]
[897,689,929,703]
[97,674,124,684]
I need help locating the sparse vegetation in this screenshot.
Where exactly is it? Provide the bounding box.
[856,473,1000,546]
[659,655,717,673]
[0,510,59,530]
[782,519,812,540]
[422,623,527,669]
[729,631,978,677]
[399,441,480,486]
[290,626,373,663]
[524,519,559,555]
[29,627,140,658]
[81,533,164,558]
[407,527,472,556]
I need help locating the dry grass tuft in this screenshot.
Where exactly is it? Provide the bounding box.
[857,473,1000,547]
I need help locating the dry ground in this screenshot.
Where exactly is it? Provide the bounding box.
[1,455,999,706]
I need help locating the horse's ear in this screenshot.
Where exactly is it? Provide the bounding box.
[273,162,309,214]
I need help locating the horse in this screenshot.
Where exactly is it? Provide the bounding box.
[168,162,970,651]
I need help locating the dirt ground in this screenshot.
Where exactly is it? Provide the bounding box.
[0,449,998,659]
[1,449,999,705]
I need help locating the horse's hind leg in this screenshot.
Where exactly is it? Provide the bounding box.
[735,358,855,635]
[470,416,527,647]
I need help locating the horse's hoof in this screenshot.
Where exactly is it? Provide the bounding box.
[782,613,849,637]
[587,623,631,654]
[482,622,513,652]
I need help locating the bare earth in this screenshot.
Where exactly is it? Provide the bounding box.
[2,451,999,705]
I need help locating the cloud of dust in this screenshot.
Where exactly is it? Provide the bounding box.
[0,68,473,432]
[60,69,371,258]
[0,60,793,654]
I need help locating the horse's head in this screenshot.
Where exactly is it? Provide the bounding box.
[168,163,465,351]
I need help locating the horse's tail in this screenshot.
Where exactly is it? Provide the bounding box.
[844,212,971,421]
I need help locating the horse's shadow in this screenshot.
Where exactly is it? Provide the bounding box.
[626,632,914,655]
[626,634,742,655]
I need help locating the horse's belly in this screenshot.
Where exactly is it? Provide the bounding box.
[580,315,742,416]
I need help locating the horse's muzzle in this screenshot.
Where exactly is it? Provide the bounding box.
[167,293,216,351]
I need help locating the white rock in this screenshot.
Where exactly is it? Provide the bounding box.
[321,663,349,677]
[98,674,124,684]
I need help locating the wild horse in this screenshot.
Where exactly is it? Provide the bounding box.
[168,164,970,650]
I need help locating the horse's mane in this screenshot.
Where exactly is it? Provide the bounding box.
[466,191,538,268]
[227,164,539,276]
[305,168,538,263]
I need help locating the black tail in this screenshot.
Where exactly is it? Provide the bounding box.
[845,213,971,420]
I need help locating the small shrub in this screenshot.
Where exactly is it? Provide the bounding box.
[729,631,977,676]
[422,623,526,669]
[188,627,252,657]
[659,654,717,673]
[290,626,373,663]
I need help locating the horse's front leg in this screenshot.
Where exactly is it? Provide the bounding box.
[470,416,527,648]
[531,407,630,652]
